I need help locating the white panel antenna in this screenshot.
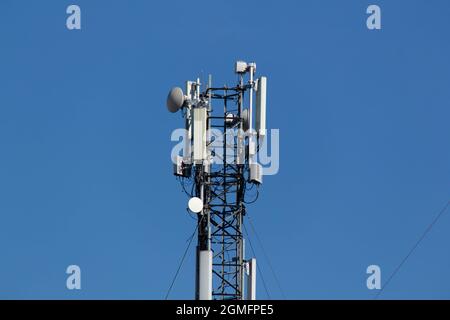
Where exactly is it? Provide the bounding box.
[198,250,212,300]
[256,76,267,137]
[193,107,207,163]
[183,81,195,163]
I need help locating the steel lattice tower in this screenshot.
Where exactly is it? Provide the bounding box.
[198,86,245,300]
[167,62,266,300]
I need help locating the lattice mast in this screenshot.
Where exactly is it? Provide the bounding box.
[166,62,267,300]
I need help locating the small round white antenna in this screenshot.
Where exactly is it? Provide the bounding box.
[188,197,203,213]
[166,87,185,113]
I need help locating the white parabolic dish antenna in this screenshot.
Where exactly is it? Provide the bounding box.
[188,197,203,213]
[166,87,185,113]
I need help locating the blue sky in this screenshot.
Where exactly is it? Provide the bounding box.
[0,0,449,299]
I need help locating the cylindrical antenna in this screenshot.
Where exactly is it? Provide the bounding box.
[208,74,212,111]
[248,65,254,131]
[196,78,201,100]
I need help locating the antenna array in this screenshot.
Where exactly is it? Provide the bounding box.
[167,61,267,300]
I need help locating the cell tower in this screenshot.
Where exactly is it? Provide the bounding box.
[166,61,267,300]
